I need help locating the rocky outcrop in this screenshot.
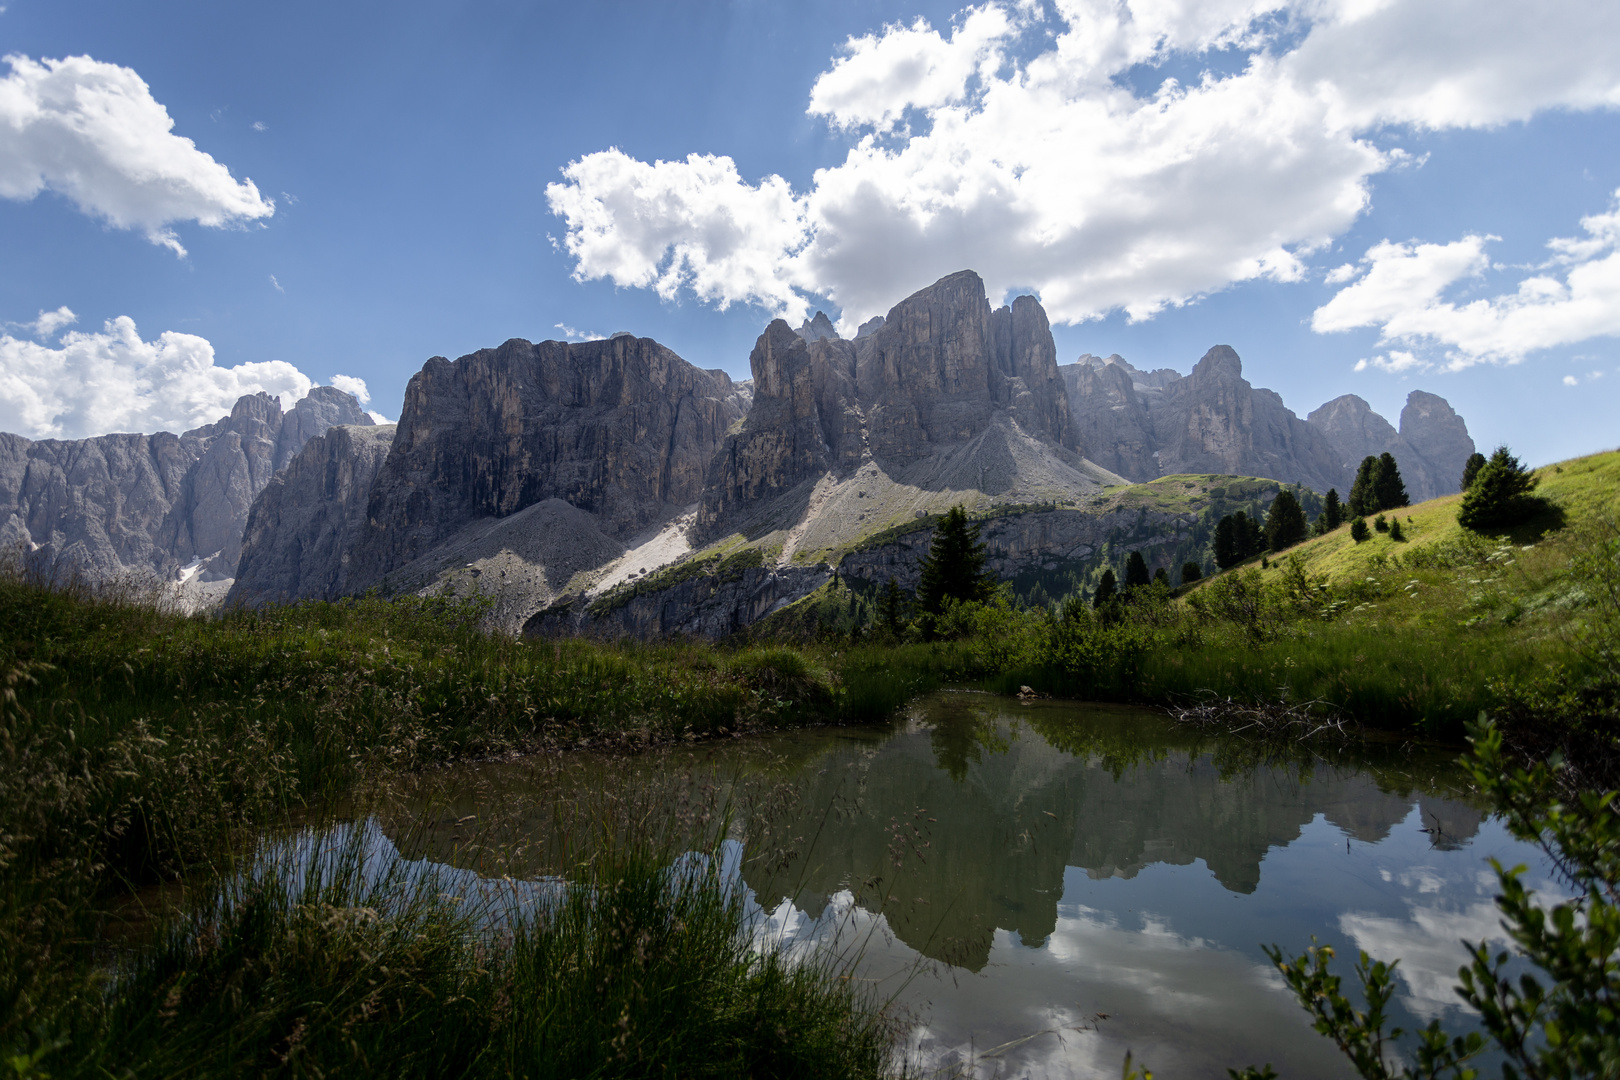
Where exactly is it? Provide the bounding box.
[0,387,373,592]
[225,424,397,608]
[533,563,831,640]
[793,311,839,342]
[1062,351,1473,499]
[699,271,1093,543]
[1307,391,1476,501]
[341,335,744,592]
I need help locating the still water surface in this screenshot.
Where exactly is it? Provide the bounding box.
[382,692,1558,1078]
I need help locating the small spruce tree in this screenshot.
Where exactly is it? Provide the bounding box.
[882,576,906,635]
[1348,456,1379,516]
[1124,550,1151,590]
[1180,561,1203,585]
[1153,567,1169,587]
[1349,516,1369,543]
[916,505,993,615]
[1093,568,1118,609]
[1460,451,1487,492]
[1389,517,1404,541]
[1315,488,1343,534]
[1373,452,1410,511]
[1457,445,1541,531]
[1374,512,1388,532]
[1214,515,1239,569]
[1265,489,1309,552]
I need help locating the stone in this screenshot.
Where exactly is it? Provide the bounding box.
[225,424,397,608]
[343,334,744,592]
[0,387,372,591]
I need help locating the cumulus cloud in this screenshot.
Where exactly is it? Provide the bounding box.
[807,4,1017,133]
[546,0,1620,330]
[329,374,370,404]
[546,151,810,321]
[0,54,275,256]
[0,315,314,440]
[29,305,77,338]
[1317,190,1620,369]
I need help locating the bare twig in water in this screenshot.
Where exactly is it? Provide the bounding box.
[1167,691,1351,740]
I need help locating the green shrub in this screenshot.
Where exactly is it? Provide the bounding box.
[1350,517,1370,543]
[1459,445,1542,531]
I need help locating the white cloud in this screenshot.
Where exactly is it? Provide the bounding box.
[29,305,77,338]
[0,315,313,440]
[806,4,1018,133]
[1324,263,1360,285]
[329,374,370,404]
[1564,374,1579,386]
[545,151,811,322]
[546,0,1620,330]
[269,274,284,293]
[251,120,267,132]
[1315,190,1620,368]
[552,322,603,342]
[365,410,391,425]
[0,54,274,256]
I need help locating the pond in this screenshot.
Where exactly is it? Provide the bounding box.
[375,692,1559,1078]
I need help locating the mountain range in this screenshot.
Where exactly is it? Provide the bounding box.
[1,270,1475,635]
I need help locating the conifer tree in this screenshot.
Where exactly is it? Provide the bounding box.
[1124,550,1151,590]
[1458,445,1541,531]
[1093,568,1117,609]
[1460,451,1487,492]
[1315,488,1343,534]
[1214,515,1238,569]
[882,577,906,634]
[916,505,993,614]
[1239,511,1264,559]
[1348,456,1379,516]
[1265,490,1308,552]
[1180,561,1202,585]
[1350,516,1369,543]
[1153,567,1169,587]
[1373,452,1410,511]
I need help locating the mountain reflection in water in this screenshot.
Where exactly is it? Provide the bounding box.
[378,693,1548,1080]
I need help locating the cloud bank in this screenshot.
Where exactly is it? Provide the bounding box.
[546,0,1620,332]
[0,315,315,440]
[1317,190,1620,370]
[0,54,274,256]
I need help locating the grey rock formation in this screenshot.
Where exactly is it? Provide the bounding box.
[225,424,397,608]
[342,334,745,592]
[854,315,885,340]
[793,311,839,342]
[1061,350,1472,499]
[0,387,373,592]
[699,271,1090,542]
[1306,391,1475,501]
[534,563,831,640]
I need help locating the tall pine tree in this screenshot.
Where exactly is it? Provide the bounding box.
[1265,490,1308,552]
[1349,456,1379,516]
[916,505,993,614]
[1214,515,1238,569]
[1460,451,1487,492]
[1124,550,1151,590]
[1093,568,1118,608]
[1315,488,1344,534]
[1373,452,1410,511]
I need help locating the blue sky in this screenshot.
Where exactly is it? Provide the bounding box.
[2,0,1618,468]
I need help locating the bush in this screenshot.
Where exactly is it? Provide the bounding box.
[1350,517,1370,543]
[1180,562,1203,585]
[1388,518,1404,541]
[1374,513,1388,533]
[1459,445,1541,531]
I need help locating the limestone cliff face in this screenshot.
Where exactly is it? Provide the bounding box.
[699,271,1084,540]
[225,424,397,608]
[344,335,744,590]
[1151,347,1344,493]
[1061,350,1473,499]
[0,387,372,587]
[1398,391,1476,498]
[1307,391,1476,501]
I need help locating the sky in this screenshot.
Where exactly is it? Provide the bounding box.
[1,0,1618,467]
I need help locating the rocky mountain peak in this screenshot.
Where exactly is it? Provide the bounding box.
[794,311,839,342]
[1190,345,1244,382]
